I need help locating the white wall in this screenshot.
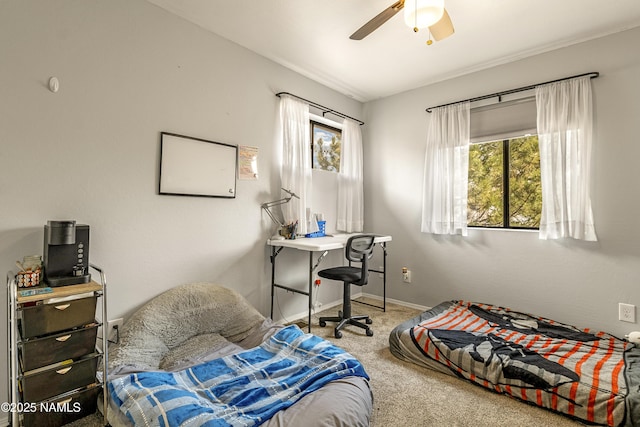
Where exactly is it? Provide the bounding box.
[0,0,362,411]
[363,26,640,339]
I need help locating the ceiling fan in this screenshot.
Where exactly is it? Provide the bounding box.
[350,0,454,44]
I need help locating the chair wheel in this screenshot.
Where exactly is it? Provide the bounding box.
[335,330,343,339]
[365,318,373,325]
[366,329,374,337]
[319,320,326,327]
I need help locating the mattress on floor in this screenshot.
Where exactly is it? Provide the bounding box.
[389,300,640,427]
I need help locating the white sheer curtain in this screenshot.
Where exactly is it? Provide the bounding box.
[337,118,364,232]
[276,95,312,234]
[536,76,597,241]
[421,102,470,235]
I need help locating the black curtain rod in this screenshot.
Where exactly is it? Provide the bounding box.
[425,71,599,113]
[275,92,365,126]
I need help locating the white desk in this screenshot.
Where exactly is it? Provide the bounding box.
[267,233,392,332]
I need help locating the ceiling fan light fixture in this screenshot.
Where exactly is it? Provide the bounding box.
[404,0,445,30]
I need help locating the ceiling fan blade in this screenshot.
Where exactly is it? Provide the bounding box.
[350,0,405,40]
[429,8,454,41]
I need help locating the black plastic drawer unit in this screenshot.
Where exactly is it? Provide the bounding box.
[22,384,100,427]
[20,353,100,403]
[19,324,98,371]
[20,296,97,338]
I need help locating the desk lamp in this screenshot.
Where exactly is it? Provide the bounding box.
[261,188,299,240]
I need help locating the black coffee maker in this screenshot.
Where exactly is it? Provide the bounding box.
[43,220,91,287]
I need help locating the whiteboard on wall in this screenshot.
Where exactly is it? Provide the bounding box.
[159,132,237,198]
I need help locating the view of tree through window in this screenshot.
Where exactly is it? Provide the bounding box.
[311,121,341,172]
[468,135,541,228]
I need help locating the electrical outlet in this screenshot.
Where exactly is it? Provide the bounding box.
[107,317,123,341]
[402,268,411,284]
[619,303,636,323]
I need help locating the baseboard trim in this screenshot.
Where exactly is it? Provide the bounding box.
[282,298,343,324]
[282,292,428,324]
[360,292,430,312]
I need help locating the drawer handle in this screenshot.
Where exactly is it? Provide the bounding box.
[56,367,72,375]
[54,304,71,311]
[56,335,72,342]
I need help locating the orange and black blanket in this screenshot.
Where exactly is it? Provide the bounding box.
[390,300,640,426]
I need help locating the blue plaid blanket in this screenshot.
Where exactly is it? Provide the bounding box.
[108,325,369,427]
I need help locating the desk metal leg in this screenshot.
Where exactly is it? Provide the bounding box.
[353,241,387,312]
[270,246,313,332]
[382,242,387,311]
[270,246,275,320]
[308,252,313,332]
[308,250,329,332]
[269,246,283,321]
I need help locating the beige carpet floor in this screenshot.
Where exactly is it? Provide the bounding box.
[69,298,584,427]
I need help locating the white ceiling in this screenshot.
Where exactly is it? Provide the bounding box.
[146,0,640,102]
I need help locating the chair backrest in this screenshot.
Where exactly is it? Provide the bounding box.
[345,234,376,286]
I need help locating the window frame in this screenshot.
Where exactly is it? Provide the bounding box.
[310,119,342,173]
[468,135,540,231]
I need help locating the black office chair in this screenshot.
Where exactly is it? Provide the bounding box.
[319,234,376,338]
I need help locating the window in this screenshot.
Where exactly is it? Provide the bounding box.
[468,135,541,229]
[311,121,341,172]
